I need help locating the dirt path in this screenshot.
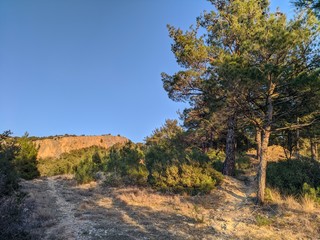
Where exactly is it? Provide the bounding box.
[21,174,319,240]
[45,177,95,239]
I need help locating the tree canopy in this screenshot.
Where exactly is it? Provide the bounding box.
[162,0,320,203]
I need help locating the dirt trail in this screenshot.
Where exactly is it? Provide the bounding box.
[21,173,319,240]
[45,177,94,239]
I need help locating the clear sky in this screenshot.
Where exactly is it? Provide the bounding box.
[0,0,294,142]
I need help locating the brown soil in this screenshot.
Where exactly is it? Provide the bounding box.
[21,170,320,240]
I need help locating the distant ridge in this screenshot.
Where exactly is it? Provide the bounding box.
[34,135,128,159]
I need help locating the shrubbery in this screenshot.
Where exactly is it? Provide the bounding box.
[74,158,97,184]
[0,139,19,196]
[302,183,320,204]
[13,133,39,180]
[0,131,32,239]
[145,120,223,195]
[105,141,148,186]
[266,158,320,196]
[207,149,225,172]
[37,146,108,176]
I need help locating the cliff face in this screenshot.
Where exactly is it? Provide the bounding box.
[35,135,128,159]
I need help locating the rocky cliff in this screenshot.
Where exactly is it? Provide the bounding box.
[35,135,128,159]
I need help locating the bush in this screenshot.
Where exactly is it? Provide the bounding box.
[302,183,320,204]
[145,120,223,195]
[0,131,32,239]
[0,131,20,196]
[266,158,320,196]
[150,162,223,195]
[74,158,96,184]
[37,146,108,176]
[207,149,225,172]
[236,153,251,171]
[103,172,123,187]
[126,165,149,186]
[105,141,148,186]
[13,133,40,180]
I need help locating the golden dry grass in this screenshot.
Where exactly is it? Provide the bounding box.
[300,195,316,213]
[266,187,320,215]
[21,176,320,240]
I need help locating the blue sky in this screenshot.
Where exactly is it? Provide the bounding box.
[0,0,294,142]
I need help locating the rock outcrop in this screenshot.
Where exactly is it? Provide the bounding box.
[35,135,128,159]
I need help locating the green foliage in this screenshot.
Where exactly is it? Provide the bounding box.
[255,214,274,227]
[0,131,20,196]
[294,0,320,18]
[163,0,320,202]
[13,133,39,180]
[236,153,251,171]
[103,172,123,187]
[302,183,320,204]
[0,131,32,239]
[37,146,108,176]
[207,149,225,172]
[150,162,223,195]
[74,158,96,184]
[145,120,223,195]
[266,158,320,196]
[92,151,102,165]
[106,141,148,186]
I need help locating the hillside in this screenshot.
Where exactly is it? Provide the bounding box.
[34,135,128,159]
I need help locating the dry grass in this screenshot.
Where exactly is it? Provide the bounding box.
[247,145,286,162]
[267,188,283,204]
[114,188,193,215]
[266,187,320,215]
[300,195,316,213]
[284,195,301,210]
[20,176,320,240]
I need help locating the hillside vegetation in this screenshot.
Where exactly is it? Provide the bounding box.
[1,0,320,239]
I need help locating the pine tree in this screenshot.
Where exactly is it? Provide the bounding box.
[163,0,319,203]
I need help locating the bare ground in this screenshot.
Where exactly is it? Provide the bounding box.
[21,172,320,240]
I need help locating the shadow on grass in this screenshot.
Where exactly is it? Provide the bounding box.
[72,183,220,239]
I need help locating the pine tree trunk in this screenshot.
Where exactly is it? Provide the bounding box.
[257,79,275,204]
[222,115,236,176]
[310,137,317,161]
[257,129,270,204]
[296,118,300,159]
[256,128,261,160]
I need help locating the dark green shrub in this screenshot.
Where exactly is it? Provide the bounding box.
[0,131,32,239]
[0,131,20,196]
[126,165,149,185]
[106,141,148,186]
[103,172,123,187]
[207,149,225,172]
[37,146,108,176]
[92,151,102,165]
[236,153,251,171]
[145,120,223,195]
[149,162,223,195]
[302,183,320,204]
[74,158,96,184]
[266,158,320,196]
[13,133,40,180]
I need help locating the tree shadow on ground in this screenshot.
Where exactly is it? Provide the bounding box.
[71,184,222,240]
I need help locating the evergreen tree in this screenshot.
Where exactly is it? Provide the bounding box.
[163,0,319,203]
[14,132,40,180]
[293,0,320,18]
